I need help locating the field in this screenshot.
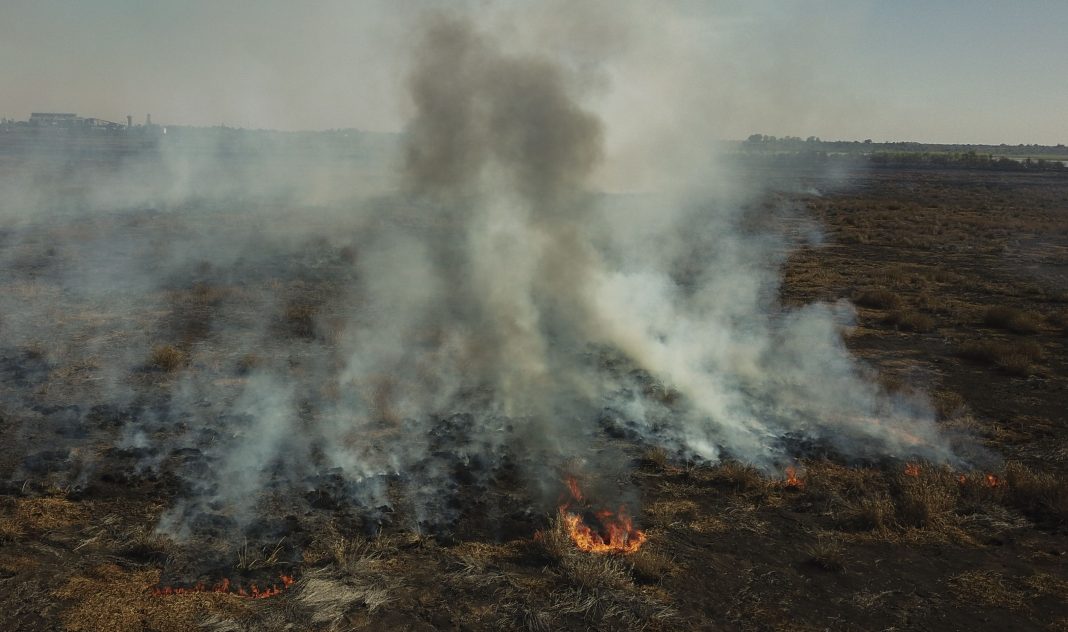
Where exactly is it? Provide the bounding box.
[1,159,1066,631]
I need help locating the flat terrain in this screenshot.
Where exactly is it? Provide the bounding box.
[1,163,1066,631]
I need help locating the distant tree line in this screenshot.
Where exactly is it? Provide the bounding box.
[740,135,1067,172]
[868,151,1065,171]
[743,134,1068,158]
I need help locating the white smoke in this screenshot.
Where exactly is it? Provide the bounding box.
[0,6,956,544]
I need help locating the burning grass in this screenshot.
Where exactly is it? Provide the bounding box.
[54,564,253,632]
[554,477,647,555]
[531,513,678,629]
[3,167,1067,631]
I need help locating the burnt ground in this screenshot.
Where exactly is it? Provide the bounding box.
[1,165,1067,631]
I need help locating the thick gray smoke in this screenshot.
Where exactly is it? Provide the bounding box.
[0,10,954,545]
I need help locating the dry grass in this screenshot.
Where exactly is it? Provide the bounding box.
[640,447,670,470]
[803,536,847,572]
[54,564,250,632]
[932,389,967,420]
[803,460,887,503]
[282,302,319,339]
[1047,309,1068,330]
[983,306,1042,334]
[644,500,699,528]
[956,472,1008,507]
[959,339,1043,376]
[149,344,188,372]
[837,495,897,532]
[533,511,577,565]
[882,309,936,332]
[234,537,286,571]
[1002,462,1068,525]
[948,570,1028,611]
[0,497,88,540]
[294,567,394,622]
[892,468,958,529]
[854,288,902,310]
[528,513,678,629]
[628,548,676,583]
[235,353,263,375]
[705,460,769,493]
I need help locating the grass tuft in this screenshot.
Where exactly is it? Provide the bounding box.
[959,339,1042,376]
[149,345,187,372]
[983,306,1041,334]
[854,288,902,310]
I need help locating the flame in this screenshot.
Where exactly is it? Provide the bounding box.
[956,473,1002,488]
[557,476,646,554]
[151,574,295,599]
[784,466,805,489]
[904,463,921,477]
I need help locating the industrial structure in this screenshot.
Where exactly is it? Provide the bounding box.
[0,112,160,132]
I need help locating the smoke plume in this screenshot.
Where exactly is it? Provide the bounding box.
[0,9,956,548]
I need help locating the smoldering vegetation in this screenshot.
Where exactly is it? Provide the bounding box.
[0,12,965,576]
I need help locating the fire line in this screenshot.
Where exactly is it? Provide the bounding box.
[151,574,295,599]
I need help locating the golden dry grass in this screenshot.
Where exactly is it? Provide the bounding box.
[54,564,251,632]
[948,570,1027,611]
[0,497,88,540]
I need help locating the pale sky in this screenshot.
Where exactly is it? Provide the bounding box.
[1,0,1066,144]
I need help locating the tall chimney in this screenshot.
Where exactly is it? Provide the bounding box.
[127,115,133,128]
[146,113,152,126]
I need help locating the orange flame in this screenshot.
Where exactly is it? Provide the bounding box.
[557,476,646,554]
[784,466,805,489]
[904,463,921,477]
[151,574,295,599]
[956,473,1002,488]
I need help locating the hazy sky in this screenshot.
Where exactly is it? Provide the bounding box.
[2,0,1066,144]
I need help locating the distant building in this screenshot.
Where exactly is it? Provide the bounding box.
[29,112,79,126]
[25,112,124,131]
